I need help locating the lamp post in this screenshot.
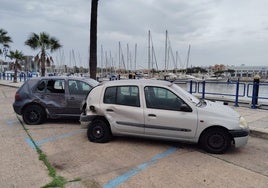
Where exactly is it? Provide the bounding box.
[1,47,8,72]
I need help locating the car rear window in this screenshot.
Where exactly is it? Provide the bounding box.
[104,86,140,107]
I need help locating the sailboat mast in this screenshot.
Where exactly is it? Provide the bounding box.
[118,41,121,72]
[164,30,168,73]
[101,45,103,77]
[148,30,151,77]
[186,44,191,73]
[134,43,137,72]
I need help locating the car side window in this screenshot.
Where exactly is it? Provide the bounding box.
[68,80,92,95]
[46,79,65,93]
[104,87,116,104]
[104,86,140,107]
[144,86,184,111]
[36,80,46,92]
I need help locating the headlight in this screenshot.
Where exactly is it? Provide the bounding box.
[239,116,248,129]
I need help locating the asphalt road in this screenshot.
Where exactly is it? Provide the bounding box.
[1,85,268,188]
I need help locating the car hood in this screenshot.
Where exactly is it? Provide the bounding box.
[200,100,240,119]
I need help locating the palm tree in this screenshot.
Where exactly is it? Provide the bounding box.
[89,0,99,79]
[0,28,12,56]
[25,32,62,76]
[7,50,24,83]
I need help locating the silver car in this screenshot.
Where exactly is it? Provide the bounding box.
[80,79,249,154]
[13,76,99,125]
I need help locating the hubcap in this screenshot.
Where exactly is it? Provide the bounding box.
[208,134,224,149]
[29,111,39,122]
[93,126,103,138]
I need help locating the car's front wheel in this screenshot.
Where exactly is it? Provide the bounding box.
[200,127,231,154]
[87,119,112,143]
[22,104,46,125]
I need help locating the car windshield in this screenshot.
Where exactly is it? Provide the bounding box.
[170,83,201,105]
[86,79,99,87]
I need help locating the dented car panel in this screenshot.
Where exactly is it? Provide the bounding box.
[13,76,99,124]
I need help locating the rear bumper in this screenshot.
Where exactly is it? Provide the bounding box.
[229,129,249,148]
[79,114,96,129]
[13,103,22,115]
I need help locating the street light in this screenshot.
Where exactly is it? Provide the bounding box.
[1,47,9,72]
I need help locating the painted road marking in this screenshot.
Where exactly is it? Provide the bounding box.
[103,147,177,188]
[26,129,85,149]
[6,119,19,127]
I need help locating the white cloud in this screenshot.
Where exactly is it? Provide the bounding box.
[1,0,268,70]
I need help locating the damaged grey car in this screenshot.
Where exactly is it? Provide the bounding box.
[13,76,98,125]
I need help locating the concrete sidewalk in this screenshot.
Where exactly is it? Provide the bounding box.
[1,79,268,139]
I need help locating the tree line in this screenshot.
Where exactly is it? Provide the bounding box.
[0,29,62,82]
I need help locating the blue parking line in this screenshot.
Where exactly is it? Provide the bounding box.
[103,147,177,188]
[6,119,19,127]
[25,129,85,149]
[26,137,36,149]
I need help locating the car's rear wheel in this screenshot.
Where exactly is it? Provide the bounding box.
[22,105,46,125]
[200,127,231,154]
[87,119,111,143]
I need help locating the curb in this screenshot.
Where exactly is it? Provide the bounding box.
[0,82,22,88]
[250,128,268,140]
[0,84,20,88]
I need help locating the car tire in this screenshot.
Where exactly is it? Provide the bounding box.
[200,127,231,154]
[22,105,46,125]
[87,119,111,143]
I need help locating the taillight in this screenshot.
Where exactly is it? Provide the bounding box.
[15,92,21,101]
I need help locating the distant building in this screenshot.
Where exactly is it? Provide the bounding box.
[214,64,226,72]
[0,60,11,72]
[229,65,268,79]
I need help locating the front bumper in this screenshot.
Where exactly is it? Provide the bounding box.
[229,129,249,148]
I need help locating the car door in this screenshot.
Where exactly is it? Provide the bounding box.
[100,85,144,134]
[66,80,93,115]
[144,86,198,139]
[34,78,67,115]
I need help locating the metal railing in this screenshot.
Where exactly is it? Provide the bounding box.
[185,80,268,109]
[0,72,36,82]
[1,73,268,109]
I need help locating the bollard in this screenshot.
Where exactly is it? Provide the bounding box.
[234,78,240,107]
[202,80,206,99]
[189,80,193,94]
[251,74,260,109]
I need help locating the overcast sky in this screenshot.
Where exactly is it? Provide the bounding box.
[1,0,268,70]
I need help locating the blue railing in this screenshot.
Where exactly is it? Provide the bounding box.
[184,80,268,109]
[0,72,35,82]
[1,73,268,109]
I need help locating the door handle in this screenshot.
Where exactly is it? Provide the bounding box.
[148,114,156,117]
[106,109,114,112]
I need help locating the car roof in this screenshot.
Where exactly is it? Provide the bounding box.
[27,76,99,86]
[100,79,173,87]
[28,76,96,81]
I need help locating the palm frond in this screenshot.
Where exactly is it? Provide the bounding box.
[0,28,13,44]
[25,32,40,49]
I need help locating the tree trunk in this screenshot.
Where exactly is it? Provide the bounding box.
[89,0,98,80]
[41,49,46,76]
[13,60,18,83]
